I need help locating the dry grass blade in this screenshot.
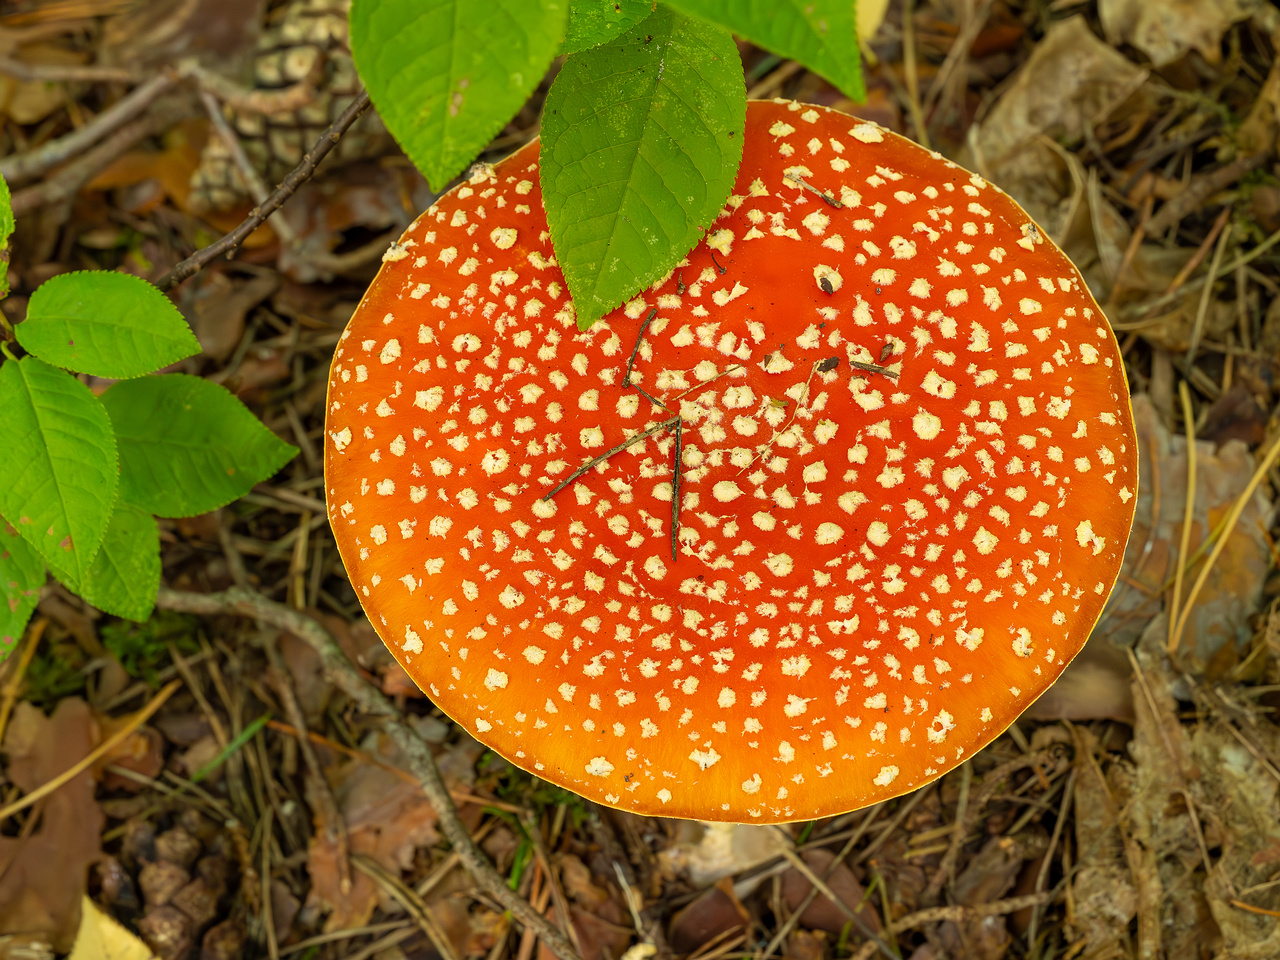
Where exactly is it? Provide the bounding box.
[352,853,460,960]
[1169,380,1198,656]
[0,619,46,745]
[0,679,181,822]
[1170,427,1280,655]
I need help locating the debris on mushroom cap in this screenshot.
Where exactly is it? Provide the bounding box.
[324,99,1137,823]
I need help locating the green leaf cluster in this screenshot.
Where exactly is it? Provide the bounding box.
[349,0,865,328]
[0,177,297,658]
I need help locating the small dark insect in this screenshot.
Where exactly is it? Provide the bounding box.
[677,271,686,295]
[875,286,882,295]
[818,276,834,295]
[710,250,726,275]
[817,356,840,373]
[880,342,893,362]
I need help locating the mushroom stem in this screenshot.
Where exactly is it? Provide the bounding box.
[154,587,584,960]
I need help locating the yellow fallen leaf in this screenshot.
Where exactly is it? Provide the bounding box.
[67,897,157,960]
[857,0,891,39]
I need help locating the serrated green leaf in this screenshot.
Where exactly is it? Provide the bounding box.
[563,0,654,54]
[0,171,12,248]
[101,374,297,519]
[19,271,200,378]
[62,501,159,621]
[350,0,568,191]
[663,0,864,100]
[0,517,44,661]
[0,356,118,582]
[0,171,12,300]
[541,6,745,329]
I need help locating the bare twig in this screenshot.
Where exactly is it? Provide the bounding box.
[1145,151,1270,236]
[156,90,373,292]
[0,71,177,185]
[180,61,319,115]
[153,586,583,960]
[10,97,194,216]
[922,751,1052,903]
[197,88,298,245]
[0,55,140,84]
[0,680,181,822]
[849,893,1056,960]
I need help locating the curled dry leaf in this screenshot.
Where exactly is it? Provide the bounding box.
[968,16,1148,228]
[1098,0,1262,68]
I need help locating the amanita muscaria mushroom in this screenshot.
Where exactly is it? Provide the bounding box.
[325,98,1136,822]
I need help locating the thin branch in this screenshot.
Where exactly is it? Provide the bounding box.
[623,308,656,387]
[156,90,373,292]
[179,61,318,115]
[850,893,1056,960]
[197,87,297,245]
[0,55,140,84]
[153,587,582,960]
[10,97,194,216]
[0,71,177,186]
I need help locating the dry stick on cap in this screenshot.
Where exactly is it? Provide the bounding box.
[324,98,1138,823]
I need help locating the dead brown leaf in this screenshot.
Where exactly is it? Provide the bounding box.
[305,732,441,931]
[1099,0,1261,68]
[780,848,880,936]
[0,699,106,953]
[968,16,1148,225]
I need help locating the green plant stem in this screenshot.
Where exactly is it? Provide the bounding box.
[154,586,583,960]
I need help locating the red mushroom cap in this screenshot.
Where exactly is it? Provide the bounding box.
[325,99,1137,823]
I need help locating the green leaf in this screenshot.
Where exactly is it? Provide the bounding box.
[69,501,159,622]
[350,0,568,191]
[541,6,745,328]
[563,0,654,54]
[0,171,12,300]
[663,0,864,100]
[0,517,45,661]
[19,271,200,378]
[100,374,298,518]
[0,356,118,582]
